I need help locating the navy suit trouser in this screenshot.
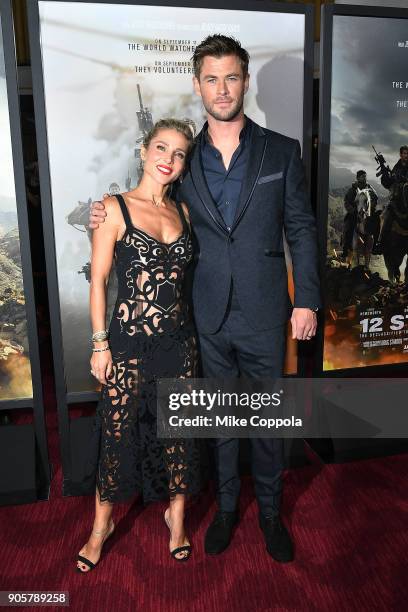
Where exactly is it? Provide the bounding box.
[197,301,286,517]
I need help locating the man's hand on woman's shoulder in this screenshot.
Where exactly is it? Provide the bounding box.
[89,193,109,229]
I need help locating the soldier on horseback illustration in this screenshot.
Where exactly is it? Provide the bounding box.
[373,145,408,282]
[374,145,408,252]
[342,169,379,267]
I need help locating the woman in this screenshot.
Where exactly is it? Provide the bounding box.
[77,119,201,572]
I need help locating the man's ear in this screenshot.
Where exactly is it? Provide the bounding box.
[193,76,202,98]
[244,72,250,95]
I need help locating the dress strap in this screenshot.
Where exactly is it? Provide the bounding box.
[115,194,132,229]
[175,200,190,235]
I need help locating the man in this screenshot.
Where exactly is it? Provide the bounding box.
[375,145,408,253]
[90,35,321,562]
[342,170,379,261]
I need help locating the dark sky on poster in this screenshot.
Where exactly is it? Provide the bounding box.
[330,15,408,190]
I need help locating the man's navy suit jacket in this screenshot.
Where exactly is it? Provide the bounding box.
[178,117,321,335]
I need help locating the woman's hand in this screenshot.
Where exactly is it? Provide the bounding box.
[90,346,113,385]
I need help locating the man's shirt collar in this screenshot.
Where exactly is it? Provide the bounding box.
[201,115,251,150]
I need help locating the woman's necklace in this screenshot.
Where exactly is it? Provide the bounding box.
[151,194,166,208]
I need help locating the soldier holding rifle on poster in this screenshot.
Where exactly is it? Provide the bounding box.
[373,145,408,253]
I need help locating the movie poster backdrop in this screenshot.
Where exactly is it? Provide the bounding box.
[0,8,33,400]
[35,1,309,394]
[322,9,408,371]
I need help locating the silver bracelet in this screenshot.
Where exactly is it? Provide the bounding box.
[92,330,108,342]
[92,345,110,353]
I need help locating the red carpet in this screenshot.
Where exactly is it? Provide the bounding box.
[0,412,407,611]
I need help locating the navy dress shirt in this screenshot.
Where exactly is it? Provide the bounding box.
[200,119,251,231]
[200,119,251,310]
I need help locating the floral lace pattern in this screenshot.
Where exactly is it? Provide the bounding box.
[86,194,201,504]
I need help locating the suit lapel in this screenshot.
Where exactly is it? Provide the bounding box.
[231,121,267,231]
[190,131,228,233]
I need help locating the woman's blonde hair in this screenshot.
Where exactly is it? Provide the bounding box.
[143,118,194,153]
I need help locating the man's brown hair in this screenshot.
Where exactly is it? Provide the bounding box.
[192,34,250,79]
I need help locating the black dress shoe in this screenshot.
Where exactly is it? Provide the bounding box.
[259,514,294,563]
[205,510,239,555]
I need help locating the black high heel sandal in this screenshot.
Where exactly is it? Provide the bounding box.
[76,520,115,573]
[164,508,192,562]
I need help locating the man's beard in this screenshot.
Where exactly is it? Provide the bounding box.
[204,94,244,122]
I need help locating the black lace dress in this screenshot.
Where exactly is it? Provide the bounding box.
[85,194,201,504]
